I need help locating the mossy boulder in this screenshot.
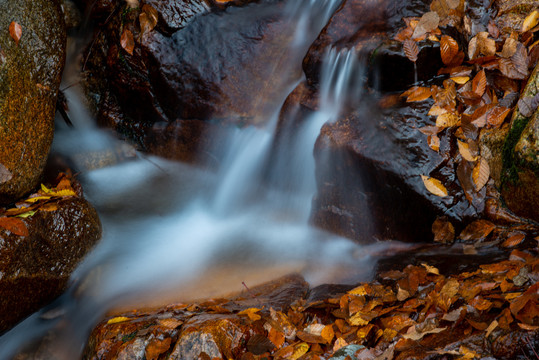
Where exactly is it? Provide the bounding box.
[0,0,66,204]
[501,63,539,222]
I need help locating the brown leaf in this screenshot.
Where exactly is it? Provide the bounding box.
[268,328,285,348]
[440,35,459,65]
[487,106,511,128]
[412,11,440,39]
[432,217,455,244]
[500,38,518,58]
[517,93,539,117]
[0,217,29,236]
[0,163,12,184]
[472,69,487,97]
[120,29,135,55]
[403,86,431,102]
[502,233,526,248]
[436,112,460,128]
[499,43,528,80]
[139,4,159,37]
[472,157,489,191]
[403,39,419,62]
[468,32,495,60]
[145,338,172,360]
[459,219,495,242]
[428,135,440,152]
[421,175,449,197]
[9,21,22,45]
[457,140,478,162]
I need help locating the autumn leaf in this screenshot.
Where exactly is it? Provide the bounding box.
[487,106,511,128]
[472,69,487,97]
[421,175,448,197]
[502,233,525,248]
[468,32,495,60]
[402,324,446,340]
[435,112,460,128]
[440,35,459,65]
[9,21,22,45]
[472,157,489,191]
[427,135,440,152]
[0,217,28,236]
[498,43,528,80]
[145,338,171,360]
[120,29,135,55]
[412,11,440,39]
[432,217,455,244]
[291,342,309,360]
[321,325,334,344]
[402,86,431,102]
[457,140,478,162]
[500,38,518,58]
[238,307,262,321]
[0,163,12,184]
[522,10,539,33]
[459,220,495,242]
[517,93,539,117]
[403,39,419,62]
[451,76,469,84]
[106,316,130,324]
[139,5,159,37]
[268,328,285,348]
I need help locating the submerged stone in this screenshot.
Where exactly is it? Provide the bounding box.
[0,0,66,204]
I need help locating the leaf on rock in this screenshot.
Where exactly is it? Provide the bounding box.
[468,32,495,60]
[517,93,539,117]
[421,175,448,197]
[428,135,440,152]
[0,163,12,184]
[440,35,459,65]
[412,11,440,39]
[457,140,478,162]
[403,86,431,102]
[106,316,130,325]
[139,5,159,37]
[145,338,172,360]
[502,233,525,248]
[0,217,28,236]
[472,157,489,191]
[9,21,22,45]
[120,29,135,55]
[487,106,511,128]
[522,10,539,33]
[238,308,262,321]
[403,39,419,62]
[459,219,495,242]
[432,217,455,244]
[472,69,487,97]
[436,112,460,128]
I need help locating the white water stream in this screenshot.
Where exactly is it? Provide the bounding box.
[0,1,403,358]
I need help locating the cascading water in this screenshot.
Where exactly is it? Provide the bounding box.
[0,1,401,358]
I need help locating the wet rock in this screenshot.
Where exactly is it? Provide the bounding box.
[311,99,475,243]
[500,63,539,222]
[0,197,101,333]
[0,0,66,204]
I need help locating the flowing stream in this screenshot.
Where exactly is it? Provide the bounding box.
[0,1,404,358]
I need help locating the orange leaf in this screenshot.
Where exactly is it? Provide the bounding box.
[428,135,440,152]
[459,220,495,242]
[403,39,419,62]
[320,325,334,344]
[472,157,489,191]
[139,4,159,37]
[472,69,487,97]
[145,338,172,360]
[403,86,431,102]
[440,35,459,65]
[268,328,285,348]
[9,21,22,45]
[502,233,526,248]
[487,106,511,128]
[432,217,455,244]
[421,175,448,197]
[120,29,135,55]
[238,307,262,321]
[0,217,28,236]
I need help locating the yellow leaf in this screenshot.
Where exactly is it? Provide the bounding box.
[421,263,440,275]
[457,140,478,162]
[349,312,370,326]
[107,316,130,325]
[522,10,539,33]
[238,307,262,321]
[348,284,369,296]
[485,320,498,338]
[428,105,448,116]
[451,76,469,84]
[41,184,52,193]
[472,157,490,191]
[436,112,460,128]
[428,135,440,152]
[421,175,449,197]
[291,342,309,360]
[25,196,52,203]
[16,211,36,218]
[49,189,77,197]
[321,325,334,344]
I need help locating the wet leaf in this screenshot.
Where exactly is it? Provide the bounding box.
[468,32,495,60]
[332,338,348,353]
[459,220,495,242]
[403,86,431,102]
[421,263,440,275]
[472,157,489,191]
[522,10,539,33]
[321,325,334,344]
[106,316,130,324]
[432,217,455,244]
[16,210,36,218]
[487,106,510,128]
[238,308,262,321]
[428,135,440,152]
[402,324,446,340]
[139,5,159,37]
[0,163,12,184]
[268,327,285,348]
[472,69,487,97]
[502,233,525,248]
[421,175,448,197]
[9,21,22,45]
[120,29,135,55]
[435,112,460,128]
[457,140,478,162]
[412,11,440,39]
[517,93,539,117]
[500,38,518,58]
[291,342,309,360]
[499,43,528,80]
[145,337,171,360]
[440,35,459,65]
[0,217,28,236]
[403,39,419,62]
[451,76,469,84]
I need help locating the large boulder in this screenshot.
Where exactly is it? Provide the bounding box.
[0,0,66,203]
[0,176,101,333]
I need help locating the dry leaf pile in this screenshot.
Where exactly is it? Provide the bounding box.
[0,172,80,236]
[395,0,539,203]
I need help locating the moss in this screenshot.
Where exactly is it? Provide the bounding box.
[501,114,530,186]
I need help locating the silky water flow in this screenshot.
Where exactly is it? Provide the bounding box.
[0,1,405,358]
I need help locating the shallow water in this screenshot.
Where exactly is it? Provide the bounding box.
[0,1,407,358]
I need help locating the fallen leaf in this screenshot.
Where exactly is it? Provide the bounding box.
[106,316,130,324]
[472,69,487,97]
[9,21,22,45]
[16,210,36,218]
[421,263,440,275]
[0,163,12,184]
[403,86,431,102]
[268,327,285,348]
[468,32,495,60]
[412,11,440,39]
[120,29,135,55]
[332,338,348,353]
[321,325,334,344]
[457,140,478,162]
[440,35,459,65]
[502,233,526,248]
[291,342,309,360]
[499,43,528,80]
[139,4,159,37]
[459,220,495,242]
[435,112,460,128]
[421,175,448,197]
[402,324,446,340]
[500,38,518,58]
[451,76,469,84]
[145,338,171,360]
[238,308,262,321]
[0,217,28,236]
[517,93,539,117]
[485,319,498,338]
[403,39,419,62]
[428,135,440,152]
[432,217,455,244]
[522,10,539,33]
[487,106,511,128]
[472,157,489,191]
